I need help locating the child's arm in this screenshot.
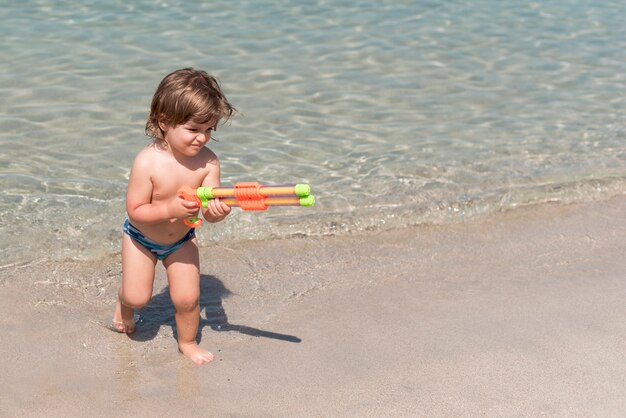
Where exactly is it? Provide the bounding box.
[199,155,231,223]
[126,150,200,224]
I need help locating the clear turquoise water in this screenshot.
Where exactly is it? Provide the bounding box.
[1,0,625,265]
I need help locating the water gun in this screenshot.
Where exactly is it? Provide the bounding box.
[178,181,315,227]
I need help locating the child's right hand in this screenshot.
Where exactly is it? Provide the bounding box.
[168,195,202,220]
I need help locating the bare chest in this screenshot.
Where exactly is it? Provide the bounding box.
[150,163,209,203]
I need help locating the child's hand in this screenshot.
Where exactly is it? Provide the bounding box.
[202,198,231,223]
[168,196,202,219]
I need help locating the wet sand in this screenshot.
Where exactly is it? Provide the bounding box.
[1,196,625,416]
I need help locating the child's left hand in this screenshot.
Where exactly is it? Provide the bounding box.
[202,198,231,223]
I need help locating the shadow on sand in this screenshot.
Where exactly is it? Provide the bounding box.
[129,274,301,344]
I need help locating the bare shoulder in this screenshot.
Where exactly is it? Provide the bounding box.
[198,146,220,166]
[198,147,222,186]
[194,147,221,178]
[132,144,160,170]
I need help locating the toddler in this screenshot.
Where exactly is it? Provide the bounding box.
[111,68,235,365]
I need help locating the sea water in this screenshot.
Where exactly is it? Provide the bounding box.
[0,0,624,266]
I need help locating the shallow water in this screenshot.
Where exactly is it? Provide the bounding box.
[0,0,625,265]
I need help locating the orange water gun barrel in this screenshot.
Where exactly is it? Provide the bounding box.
[178,182,315,227]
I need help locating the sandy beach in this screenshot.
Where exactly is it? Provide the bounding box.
[1,195,624,417]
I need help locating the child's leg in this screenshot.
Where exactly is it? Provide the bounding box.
[163,238,213,365]
[112,234,157,333]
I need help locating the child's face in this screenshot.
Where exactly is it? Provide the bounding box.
[161,120,215,157]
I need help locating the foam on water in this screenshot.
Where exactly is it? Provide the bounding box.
[0,0,624,265]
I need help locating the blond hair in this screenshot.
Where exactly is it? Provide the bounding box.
[145,68,236,145]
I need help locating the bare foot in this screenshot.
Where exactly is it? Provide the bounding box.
[109,299,136,334]
[179,342,214,365]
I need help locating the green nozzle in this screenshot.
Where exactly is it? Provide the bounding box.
[196,187,214,208]
[294,184,311,197]
[300,195,316,207]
